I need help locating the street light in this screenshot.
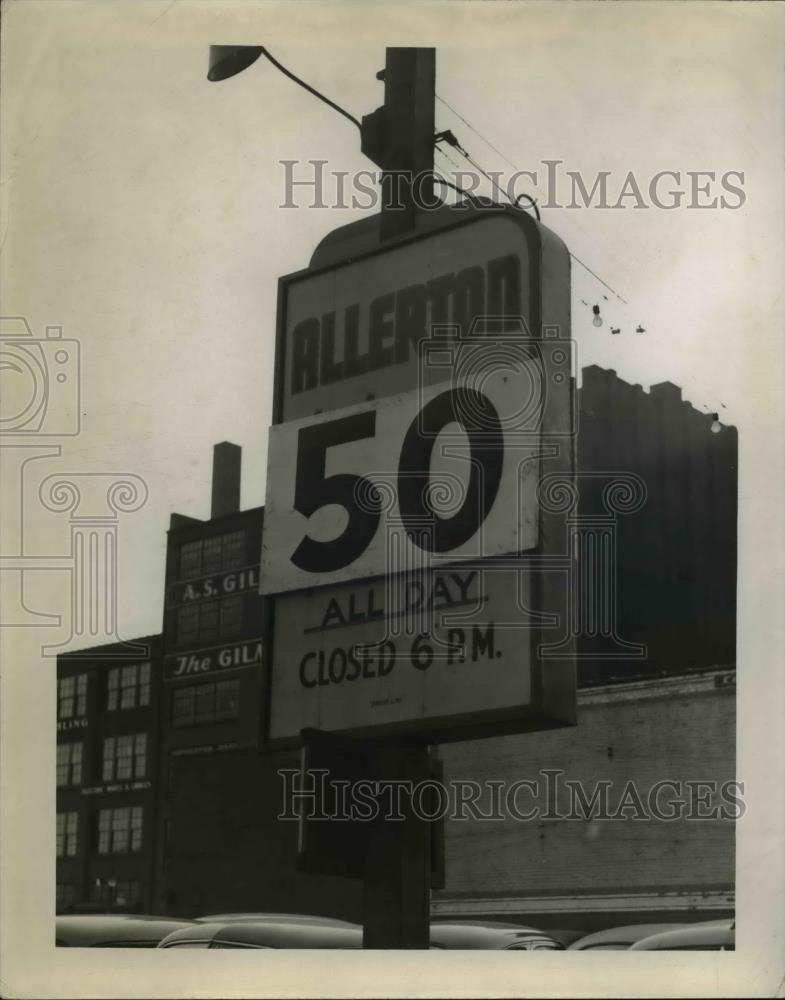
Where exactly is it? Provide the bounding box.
[207,46,264,82]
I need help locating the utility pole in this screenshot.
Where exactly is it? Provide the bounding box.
[362,740,432,949]
[361,48,436,241]
[359,46,437,949]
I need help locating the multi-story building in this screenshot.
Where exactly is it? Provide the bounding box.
[150,443,358,918]
[56,444,361,920]
[56,635,162,913]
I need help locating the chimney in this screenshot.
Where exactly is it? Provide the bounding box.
[211,442,241,519]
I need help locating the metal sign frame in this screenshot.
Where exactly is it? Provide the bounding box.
[260,204,576,751]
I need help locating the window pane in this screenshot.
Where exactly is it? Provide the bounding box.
[112,808,130,853]
[222,531,245,569]
[215,681,240,721]
[97,809,111,854]
[115,880,139,905]
[107,668,120,710]
[135,734,147,778]
[116,735,133,780]
[177,605,200,646]
[180,541,202,579]
[199,602,219,641]
[66,813,78,856]
[202,537,222,575]
[102,738,115,781]
[59,677,75,719]
[71,744,82,784]
[172,687,195,727]
[75,674,87,716]
[139,663,151,707]
[56,745,68,786]
[194,684,215,723]
[130,807,143,851]
[220,597,243,637]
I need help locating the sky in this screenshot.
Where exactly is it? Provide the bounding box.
[2,2,782,641]
[1,3,784,993]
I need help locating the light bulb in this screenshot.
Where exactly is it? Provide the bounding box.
[710,413,721,434]
[592,305,602,328]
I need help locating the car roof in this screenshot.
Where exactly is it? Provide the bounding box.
[629,920,734,951]
[568,923,685,950]
[195,913,358,927]
[158,920,364,949]
[56,914,194,947]
[429,922,562,950]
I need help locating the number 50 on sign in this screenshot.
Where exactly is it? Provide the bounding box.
[261,365,542,597]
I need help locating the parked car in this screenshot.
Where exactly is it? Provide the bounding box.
[429,921,564,950]
[56,914,194,947]
[158,919,364,949]
[195,912,358,928]
[629,919,735,951]
[568,923,685,951]
[159,917,562,950]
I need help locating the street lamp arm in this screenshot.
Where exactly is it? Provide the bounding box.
[208,44,361,132]
[258,47,362,131]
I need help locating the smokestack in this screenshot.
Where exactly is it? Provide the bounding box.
[211,442,241,519]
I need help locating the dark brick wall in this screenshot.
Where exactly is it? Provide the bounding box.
[578,368,737,685]
[160,747,362,920]
[436,679,736,903]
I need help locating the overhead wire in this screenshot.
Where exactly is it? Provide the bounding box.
[435,90,630,308]
[257,55,638,334]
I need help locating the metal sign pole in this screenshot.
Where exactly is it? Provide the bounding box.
[362,739,431,949]
[361,47,435,948]
[361,47,435,241]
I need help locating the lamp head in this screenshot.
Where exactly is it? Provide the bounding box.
[207,46,264,82]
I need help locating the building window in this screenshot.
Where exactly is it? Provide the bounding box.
[114,879,140,906]
[171,680,240,727]
[179,531,246,580]
[102,734,147,782]
[220,596,243,636]
[97,806,143,854]
[89,878,140,907]
[56,812,78,857]
[56,882,76,908]
[176,596,243,647]
[56,742,83,786]
[107,663,150,710]
[58,674,87,719]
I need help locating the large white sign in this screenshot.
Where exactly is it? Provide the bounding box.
[262,210,575,744]
[268,565,533,741]
[262,366,542,595]
[278,216,531,423]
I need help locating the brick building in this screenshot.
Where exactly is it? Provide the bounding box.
[56,635,162,913]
